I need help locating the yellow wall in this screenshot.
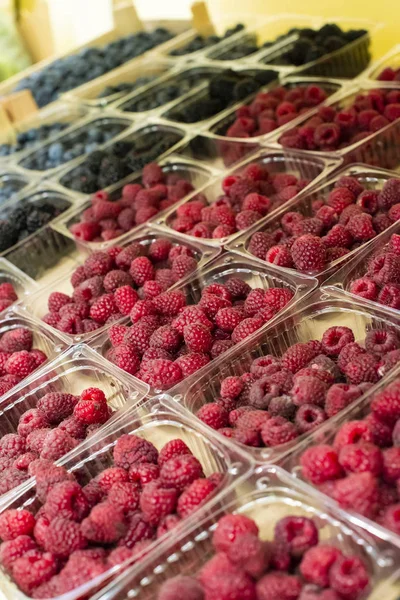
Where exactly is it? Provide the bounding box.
[208,0,399,60]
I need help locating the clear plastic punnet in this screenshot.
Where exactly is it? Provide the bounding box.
[0,396,251,600]
[266,81,400,171]
[89,465,400,600]
[153,148,342,247]
[362,44,400,85]
[90,252,317,395]
[16,113,135,178]
[15,226,219,346]
[0,258,37,316]
[229,163,400,281]
[0,169,31,208]
[322,219,400,318]
[284,364,400,548]
[50,158,216,253]
[166,291,400,464]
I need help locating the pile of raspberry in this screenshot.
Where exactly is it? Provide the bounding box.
[377,66,400,82]
[222,84,329,139]
[0,387,111,496]
[157,513,370,600]
[0,283,18,313]
[0,436,221,598]
[348,232,400,310]
[105,280,294,390]
[196,326,400,449]
[300,375,400,536]
[248,175,400,274]
[0,328,47,397]
[42,238,199,336]
[169,163,310,240]
[279,88,400,151]
[70,162,196,243]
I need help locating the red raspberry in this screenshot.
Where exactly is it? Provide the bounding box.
[114,244,143,270]
[43,517,87,558]
[379,283,400,308]
[197,403,228,429]
[5,351,36,378]
[220,376,243,400]
[73,397,110,426]
[337,343,365,372]
[369,253,400,286]
[129,463,160,486]
[108,481,140,511]
[366,329,399,354]
[347,213,376,242]
[295,404,326,433]
[256,573,302,600]
[142,163,164,186]
[183,323,212,353]
[325,384,362,417]
[158,439,191,467]
[171,255,197,280]
[17,409,49,438]
[175,352,209,377]
[274,516,318,557]
[339,442,382,476]
[0,535,36,571]
[0,328,32,353]
[128,256,154,287]
[150,325,181,353]
[81,502,127,543]
[83,251,113,277]
[300,544,342,587]
[160,454,204,491]
[264,288,294,312]
[113,434,158,470]
[172,306,212,334]
[382,447,400,483]
[291,235,326,273]
[13,549,58,594]
[214,307,243,332]
[44,480,89,521]
[300,445,343,484]
[226,532,270,578]
[37,392,78,424]
[72,276,104,303]
[203,570,256,600]
[124,320,155,353]
[231,317,263,343]
[378,178,400,210]
[248,231,274,259]
[261,416,297,446]
[0,282,17,301]
[47,292,71,313]
[292,217,324,237]
[89,293,118,323]
[329,555,369,599]
[153,291,186,316]
[139,481,178,526]
[291,376,327,407]
[71,266,86,288]
[344,354,378,384]
[96,467,128,492]
[58,416,87,440]
[0,509,35,541]
[40,429,77,461]
[108,324,129,346]
[118,511,154,549]
[333,421,370,450]
[108,344,140,375]
[211,339,235,358]
[35,464,74,503]
[332,472,379,518]
[103,270,132,293]
[321,326,355,357]
[177,478,215,518]
[0,434,26,458]
[158,576,204,600]
[380,504,400,535]
[265,245,293,267]
[282,342,318,373]
[140,359,183,389]
[244,289,265,317]
[349,278,378,300]
[327,187,354,213]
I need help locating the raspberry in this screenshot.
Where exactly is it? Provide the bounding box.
[58,416,87,440]
[5,351,36,378]
[47,292,71,313]
[327,187,354,213]
[177,478,215,518]
[171,255,197,280]
[211,339,234,358]
[129,257,155,287]
[83,251,113,278]
[244,289,265,316]
[108,481,140,511]
[332,472,379,518]
[337,343,365,372]
[140,359,183,389]
[333,421,370,450]
[248,231,274,259]
[321,326,355,357]
[282,342,318,373]
[366,329,399,354]
[175,352,210,377]
[72,276,104,303]
[292,217,324,237]
[113,435,157,471]
[220,376,243,400]
[214,307,243,332]
[96,467,129,492]
[265,245,293,267]
[0,535,37,571]
[349,278,378,300]
[35,465,74,503]
[261,416,298,446]
[344,354,378,384]
[150,325,181,353]
[256,573,302,600]
[380,504,400,535]
[81,502,127,543]
[268,396,296,420]
[36,392,78,425]
[43,517,87,558]
[291,235,326,273]
[300,445,343,484]
[0,434,26,458]
[160,454,204,491]
[323,224,353,249]
[295,404,326,433]
[0,510,35,541]
[203,570,256,600]
[378,178,400,210]
[73,397,110,426]
[197,403,228,430]
[89,293,118,323]
[291,376,327,407]
[364,413,393,447]
[108,324,129,347]
[379,283,400,308]
[183,323,212,353]
[158,576,204,600]
[264,288,293,312]
[325,384,362,417]
[226,532,270,578]
[13,550,58,594]
[119,511,154,548]
[156,440,191,469]
[300,544,342,587]
[0,328,32,353]
[153,291,186,316]
[347,213,376,242]
[109,344,140,375]
[231,317,263,343]
[0,468,29,495]
[139,481,178,526]
[212,514,258,555]
[44,480,89,521]
[109,287,137,320]
[338,442,382,476]
[382,447,400,483]
[274,516,318,557]
[329,555,369,599]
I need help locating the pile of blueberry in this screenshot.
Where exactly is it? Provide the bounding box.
[120,68,220,113]
[96,76,157,100]
[0,122,68,158]
[0,179,27,206]
[164,69,278,124]
[60,129,184,193]
[19,121,128,172]
[13,28,174,108]
[0,195,71,252]
[169,23,244,56]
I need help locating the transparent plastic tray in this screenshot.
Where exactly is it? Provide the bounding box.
[167,292,400,464]
[90,252,317,395]
[16,225,219,345]
[0,397,251,600]
[362,44,400,84]
[61,58,175,108]
[0,258,37,316]
[90,465,400,600]
[284,363,400,547]
[0,182,80,276]
[322,219,400,318]
[204,75,349,146]
[0,169,31,208]
[0,343,148,506]
[229,163,399,281]
[51,160,216,253]
[55,121,188,194]
[153,148,342,247]
[267,81,400,171]
[0,102,91,165]
[16,113,135,178]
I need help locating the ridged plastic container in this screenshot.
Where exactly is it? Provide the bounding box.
[322,219,400,318]
[50,158,216,253]
[267,81,400,171]
[0,170,31,207]
[0,182,80,280]
[90,465,400,600]
[16,226,219,345]
[0,102,91,166]
[362,44,400,85]
[229,163,398,281]
[0,397,251,600]
[61,58,174,108]
[204,76,349,147]
[153,148,342,247]
[284,364,400,547]
[55,121,188,194]
[16,113,135,178]
[0,258,37,316]
[90,252,317,395]
[167,291,400,464]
